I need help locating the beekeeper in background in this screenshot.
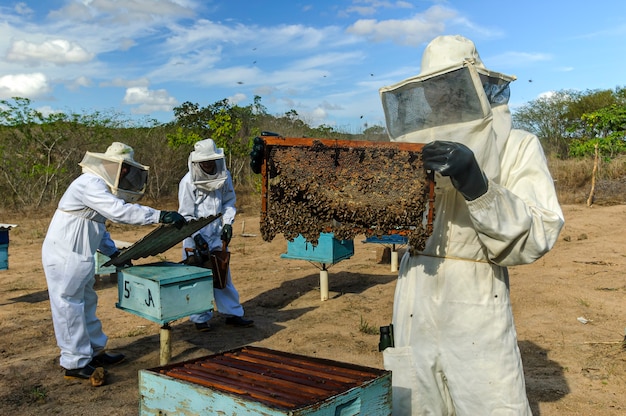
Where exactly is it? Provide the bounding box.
[378,35,564,415]
[178,138,253,331]
[42,142,186,385]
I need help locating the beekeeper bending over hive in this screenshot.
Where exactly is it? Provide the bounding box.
[378,35,564,415]
[42,142,186,386]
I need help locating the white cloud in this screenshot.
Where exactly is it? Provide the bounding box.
[6,39,94,65]
[48,0,194,24]
[538,91,556,100]
[118,38,137,51]
[228,93,247,105]
[0,73,50,98]
[163,19,347,57]
[344,0,414,17]
[36,105,64,117]
[346,5,458,46]
[14,2,33,15]
[310,107,328,124]
[123,86,178,114]
[65,76,92,91]
[487,51,552,68]
[102,77,151,88]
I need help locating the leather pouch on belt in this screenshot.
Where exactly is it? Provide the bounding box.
[209,241,230,289]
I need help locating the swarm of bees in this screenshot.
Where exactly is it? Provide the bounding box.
[260,138,434,254]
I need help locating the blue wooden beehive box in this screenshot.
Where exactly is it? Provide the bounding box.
[116,262,213,325]
[139,345,392,415]
[0,230,8,271]
[363,234,408,246]
[0,224,17,271]
[95,251,116,276]
[95,240,132,276]
[103,216,222,325]
[281,233,354,264]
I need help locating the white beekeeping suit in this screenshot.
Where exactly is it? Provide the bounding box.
[42,142,168,377]
[379,35,564,415]
[178,138,252,329]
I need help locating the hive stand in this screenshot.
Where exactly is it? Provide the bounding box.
[104,216,221,365]
[362,234,409,272]
[116,262,214,365]
[280,233,354,301]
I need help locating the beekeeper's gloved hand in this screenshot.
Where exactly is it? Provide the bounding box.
[159,211,187,229]
[110,250,133,267]
[422,141,488,201]
[249,136,265,174]
[221,224,233,246]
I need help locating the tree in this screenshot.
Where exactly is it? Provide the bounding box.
[169,96,268,184]
[568,104,626,158]
[0,98,118,208]
[512,87,626,159]
[512,90,580,158]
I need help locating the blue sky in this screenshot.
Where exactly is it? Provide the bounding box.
[0,0,624,132]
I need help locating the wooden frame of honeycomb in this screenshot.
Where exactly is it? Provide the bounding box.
[259,135,435,252]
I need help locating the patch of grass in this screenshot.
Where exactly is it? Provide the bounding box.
[29,385,47,403]
[124,327,150,337]
[359,315,379,335]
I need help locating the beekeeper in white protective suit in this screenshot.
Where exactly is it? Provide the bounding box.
[42,142,186,385]
[178,138,253,331]
[378,35,564,415]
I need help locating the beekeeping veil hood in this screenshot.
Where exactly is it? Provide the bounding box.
[379,34,517,183]
[79,142,149,203]
[189,138,227,192]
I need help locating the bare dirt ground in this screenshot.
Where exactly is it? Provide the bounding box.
[0,204,625,415]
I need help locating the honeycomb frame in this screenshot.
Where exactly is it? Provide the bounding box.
[259,135,435,252]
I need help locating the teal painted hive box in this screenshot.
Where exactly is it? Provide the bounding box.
[95,251,116,276]
[139,345,392,416]
[281,233,354,264]
[0,243,7,270]
[0,227,15,270]
[116,262,213,325]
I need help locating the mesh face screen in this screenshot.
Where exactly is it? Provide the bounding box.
[118,163,148,192]
[382,68,483,140]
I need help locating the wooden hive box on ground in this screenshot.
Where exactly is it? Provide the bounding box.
[139,345,392,415]
[258,135,434,253]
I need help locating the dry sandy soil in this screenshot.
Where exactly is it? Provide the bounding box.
[0,204,625,415]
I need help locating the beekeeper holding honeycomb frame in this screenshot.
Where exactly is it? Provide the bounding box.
[378,35,564,415]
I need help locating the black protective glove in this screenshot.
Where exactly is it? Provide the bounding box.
[110,250,132,267]
[249,136,265,174]
[221,224,233,246]
[193,234,210,256]
[422,141,488,201]
[159,210,187,229]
